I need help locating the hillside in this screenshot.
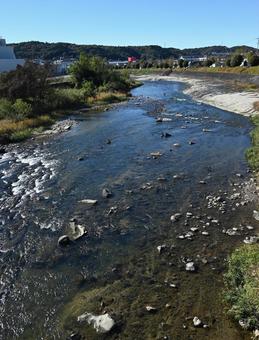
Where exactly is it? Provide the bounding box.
[10,41,256,60]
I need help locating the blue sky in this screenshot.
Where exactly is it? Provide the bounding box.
[2,0,259,48]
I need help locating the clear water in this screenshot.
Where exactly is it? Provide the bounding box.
[0,81,255,339]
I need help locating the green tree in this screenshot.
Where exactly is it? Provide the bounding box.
[247,52,259,66]
[0,61,51,103]
[230,54,243,67]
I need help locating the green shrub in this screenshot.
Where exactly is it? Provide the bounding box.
[0,98,32,121]
[224,244,259,330]
[10,128,32,142]
[0,98,13,119]
[13,99,32,118]
[81,80,96,98]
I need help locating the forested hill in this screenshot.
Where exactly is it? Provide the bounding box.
[10,41,256,60]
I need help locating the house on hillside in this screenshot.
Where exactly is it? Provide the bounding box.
[0,37,25,73]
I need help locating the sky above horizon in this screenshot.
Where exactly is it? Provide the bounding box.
[1,0,259,49]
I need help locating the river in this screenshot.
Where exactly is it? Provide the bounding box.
[0,80,257,339]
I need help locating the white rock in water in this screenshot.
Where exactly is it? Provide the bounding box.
[146,305,157,312]
[78,312,115,333]
[193,316,202,327]
[253,210,259,221]
[185,262,196,272]
[79,199,98,205]
[69,223,86,241]
[170,213,182,222]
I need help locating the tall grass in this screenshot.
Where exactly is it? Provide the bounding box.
[0,115,54,143]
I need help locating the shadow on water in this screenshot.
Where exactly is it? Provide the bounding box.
[0,81,257,339]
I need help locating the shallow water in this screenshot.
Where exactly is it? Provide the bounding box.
[0,81,257,339]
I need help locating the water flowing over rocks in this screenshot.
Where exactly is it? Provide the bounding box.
[0,80,258,339]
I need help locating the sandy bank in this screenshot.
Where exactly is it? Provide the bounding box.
[135,74,259,116]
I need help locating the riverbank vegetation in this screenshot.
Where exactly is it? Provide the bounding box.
[246,115,259,171]
[0,54,136,143]
[224,244,259,331]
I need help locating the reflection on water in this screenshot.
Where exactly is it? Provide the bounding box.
[0,81,256,339]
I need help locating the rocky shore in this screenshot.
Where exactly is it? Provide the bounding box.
[135,73,259,116]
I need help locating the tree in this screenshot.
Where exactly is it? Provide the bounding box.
[69,53,110,88]
[230,54,243,67]
[247,52,259,66]
[0,61,51,103]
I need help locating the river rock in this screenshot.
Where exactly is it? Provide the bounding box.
[170,213,182,222]
[69,222,86,241]
[193,316,202,327]
[58,235,71,246]
[79,199,98,205]
[150,152,162,159]
[157,244,166,254]
[243,236,258,244]
[156,117,172,122]
[146,305,157,312]
[253,210,259,221]
[102,188,112,198]
[185,262,196,272]
[77,312,115,333]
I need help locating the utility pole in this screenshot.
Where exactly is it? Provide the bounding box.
[257,38,259,55]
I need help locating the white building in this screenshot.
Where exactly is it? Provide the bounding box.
[0,37,25,73]
[53,58,76,75]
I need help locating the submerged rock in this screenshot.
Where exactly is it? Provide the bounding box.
[102,188,112,198]
[161,132,172,138]
[77,312,115,333]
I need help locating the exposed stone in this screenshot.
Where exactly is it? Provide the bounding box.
[58,235,71,246]
[77,312,115,333]
[146,305,157,312]
[193,316,202,327]
[170,213,182,222]
[79,199,98,205]
[69,222,86,241]
[243,236,258,244]
[150,152,162,159]
[253,210,259,221]
[185,262,196,272]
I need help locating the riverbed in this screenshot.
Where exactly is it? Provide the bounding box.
[0,81,258,339]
